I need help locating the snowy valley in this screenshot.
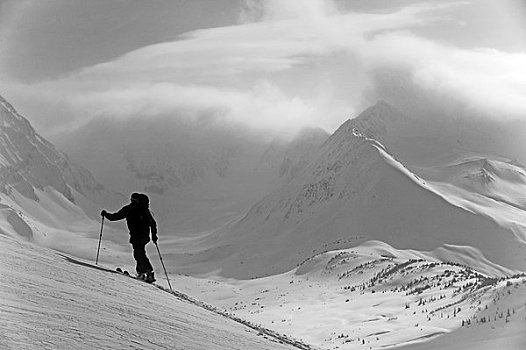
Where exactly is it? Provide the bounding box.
[180,241,526,350]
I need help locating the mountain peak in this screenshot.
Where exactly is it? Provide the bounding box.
[328,101,404,145]
[0,94,38,136]
[194,104,526,278]
[352,100,405,134]
[292,126,329,142]
[361,100,395,113]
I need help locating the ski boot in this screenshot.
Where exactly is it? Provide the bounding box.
[145,271,156,283]
[137,271,155,283]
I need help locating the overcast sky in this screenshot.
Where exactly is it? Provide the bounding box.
[1,0,526,138]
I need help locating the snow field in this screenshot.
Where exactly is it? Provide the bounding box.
[0,235,301,350]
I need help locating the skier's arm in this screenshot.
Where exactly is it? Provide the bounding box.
[103,206,129,221]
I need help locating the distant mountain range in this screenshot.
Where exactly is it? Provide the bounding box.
[0,93,330,246]
[52,107,329,232]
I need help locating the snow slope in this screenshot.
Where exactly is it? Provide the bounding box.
[2,230,523,350]
[183,109,526,278]
[0,235,308,350]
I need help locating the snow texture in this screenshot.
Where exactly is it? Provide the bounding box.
[0,235,303,350]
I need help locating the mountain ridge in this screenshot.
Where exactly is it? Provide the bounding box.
[183,102,526,279]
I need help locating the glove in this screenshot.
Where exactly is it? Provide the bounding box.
[101,210,107,217]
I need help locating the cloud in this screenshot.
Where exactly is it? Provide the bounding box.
[359,31,526,117]
[5,0,526,139]
[71,81,320,132]
[70,1,449,83]
[12,2,445,130]
[6,79,328,138]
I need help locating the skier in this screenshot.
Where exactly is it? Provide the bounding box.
[101,193,157,283]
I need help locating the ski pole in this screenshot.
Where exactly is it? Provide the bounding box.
[95,216,105,265]
[155,242,173,291]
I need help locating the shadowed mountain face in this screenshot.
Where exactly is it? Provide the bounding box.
[179,102,526,279]
[0,95,112,205]
[278,127,329,181]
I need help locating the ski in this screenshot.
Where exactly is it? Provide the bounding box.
[115,267,130,276]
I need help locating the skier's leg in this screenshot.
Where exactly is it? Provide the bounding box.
[132,243,154,281]
[132,244,148,274]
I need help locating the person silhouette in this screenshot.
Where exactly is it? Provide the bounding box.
[101,193,157,282]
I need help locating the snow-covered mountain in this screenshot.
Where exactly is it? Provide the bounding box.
[347,101,511,169]
[181,102,526,279]
[0,95,125,259]
[0,95,117,213]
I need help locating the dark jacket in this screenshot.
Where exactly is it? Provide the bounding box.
[105,202,157,245]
